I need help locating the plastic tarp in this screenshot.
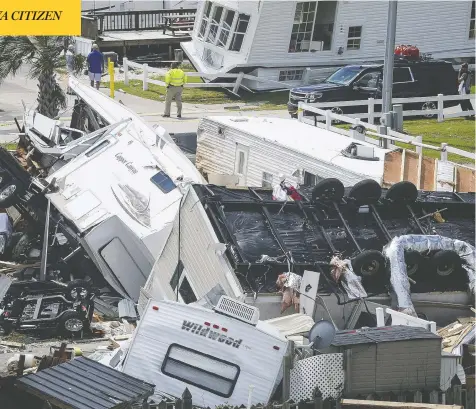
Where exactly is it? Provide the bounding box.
[384,234,475,316]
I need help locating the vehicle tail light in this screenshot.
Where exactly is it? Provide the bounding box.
[222,327,228,332]
[213,324,219,329]
[204,322,210,326]
[152,306,159,311]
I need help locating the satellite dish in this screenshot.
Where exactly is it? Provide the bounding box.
[307,320,336,350]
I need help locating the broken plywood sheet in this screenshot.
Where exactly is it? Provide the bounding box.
[420,156,436,190]
[455,166,475,193]
[403,150,420,186]
[383,150,403,187]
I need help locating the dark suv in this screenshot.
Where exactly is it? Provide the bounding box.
[287,58,459,118]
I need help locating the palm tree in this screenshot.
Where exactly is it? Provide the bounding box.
[0,36,68,119]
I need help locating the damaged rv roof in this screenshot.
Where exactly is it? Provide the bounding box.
[192,184,475,294]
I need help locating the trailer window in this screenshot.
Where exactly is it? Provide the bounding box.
[162,344,240,398]
[150,171,177,194]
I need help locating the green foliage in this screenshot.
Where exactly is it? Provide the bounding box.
[0,36,68,118]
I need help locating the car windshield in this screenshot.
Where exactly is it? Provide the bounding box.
[325,66,365,85]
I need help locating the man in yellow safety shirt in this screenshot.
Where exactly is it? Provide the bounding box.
[163,62,187,118]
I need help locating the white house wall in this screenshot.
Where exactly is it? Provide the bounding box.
[248,0,473,67]
[185,0,260,72]
[140,187,242,306]
[196,118,378,188]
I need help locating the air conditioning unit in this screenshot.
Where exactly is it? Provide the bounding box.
[214,296,260,325]
[356,145,375,159]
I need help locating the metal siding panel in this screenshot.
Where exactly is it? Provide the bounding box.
[349,345,377,395]
[16,357,154,409]
[143,188,242,303]
[122,300,288,407]
[375,340,441,392]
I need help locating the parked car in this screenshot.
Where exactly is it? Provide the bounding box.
[287,57,459,118]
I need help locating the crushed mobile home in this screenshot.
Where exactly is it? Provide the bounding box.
[0,78,204,315]
[140,178,475,327]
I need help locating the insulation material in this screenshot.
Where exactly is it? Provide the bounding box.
[276,272,302,313]
[330,256,368,300]
[290,353,344,401]
[384,235,475,316]
[265,313,315,337]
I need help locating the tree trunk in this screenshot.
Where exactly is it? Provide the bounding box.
[37,69,65,119]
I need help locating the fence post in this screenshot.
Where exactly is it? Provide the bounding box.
[108,58,115,99]
[437,93,444,122]
[429,390,439,404]
[233,72,245,94]
[182,388,192,409]
[415,135,423,155]
[325,110,332,130]
[143,63,148,91]
[452,385,462,406]
[368,98,375,125]
[440,143,448,161]
[303,68,311,85]
[378,125,388,149]
[298,102,303,122]
[123,57,129,86]
[375,307,385,326]
[246,385,255,409]
[392,104,403,132]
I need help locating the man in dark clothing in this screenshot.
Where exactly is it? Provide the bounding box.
[458,63,474,119]
[87,43,104,90]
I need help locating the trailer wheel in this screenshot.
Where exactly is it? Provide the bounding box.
[352,250,386,277]
[59,311,84,335]
[0,181,21,208]
[404,250,423,277]
[385,181,418,204]
[347,179,382,205]
[66,280,91,301]
[432,250,461,277]
[311,178,345,203]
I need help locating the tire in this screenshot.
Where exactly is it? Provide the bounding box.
[404,250,423,277]
[290,113,298,119]
[331,107,344,124]
[11,233,33,262]
[347,179,382,205]
[432,250,461,277]
[66,279,91,301]
[311,178,345,203]
[0,181,21,208]
[385,181,418,204]
[58,311,85,335]
[352,250,386,277]
[421,102,437,119]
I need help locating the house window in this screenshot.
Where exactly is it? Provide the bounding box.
[217,9,236,47]
[229,14,250,52]
[470,1,475,38]
[169,261,197,304]
[206,6,224,44]
[161,344,240,398]
[279,69,304,81]
[289,2,317,52]
[262,172,273,188]
[346,26,362,50]
[198,1,212,38]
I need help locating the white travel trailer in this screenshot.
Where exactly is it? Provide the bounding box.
[195,116,475,192]
[182,0,474,90]
[39,78,204,301]
[122,297,288,407]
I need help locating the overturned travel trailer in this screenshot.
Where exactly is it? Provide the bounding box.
[0,78,204,307]
[139,178,475,328]
[196,116,475,192]
[122,297,288,407]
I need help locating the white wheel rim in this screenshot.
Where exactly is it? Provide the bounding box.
[65,318,83,332]
[422,102,436,118]
[0,185,16,201]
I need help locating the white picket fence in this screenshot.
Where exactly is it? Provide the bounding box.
[297,101,475,164]
[122,57,296,94]
[302,94,475,123]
